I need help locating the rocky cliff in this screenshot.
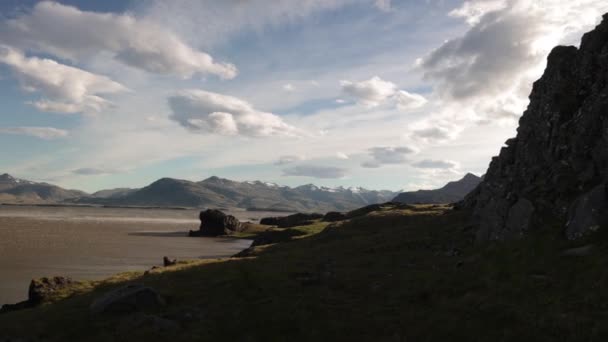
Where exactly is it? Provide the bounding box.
[462,14,608,241]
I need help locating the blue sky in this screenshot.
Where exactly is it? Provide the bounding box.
[0,0,606,193]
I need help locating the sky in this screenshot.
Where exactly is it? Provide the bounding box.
[0,0,606,193]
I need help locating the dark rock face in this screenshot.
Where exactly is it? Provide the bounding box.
[463,15,608,241]
[189,209,242,236]
[566,183,608,239]
[259,213,323,228]
[90,284,165,314]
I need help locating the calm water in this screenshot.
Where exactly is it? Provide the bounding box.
[0,205,281,305]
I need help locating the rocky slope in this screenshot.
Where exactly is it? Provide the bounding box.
[462,15,608,241]
[393,173,481,204]
[0,173,86,203]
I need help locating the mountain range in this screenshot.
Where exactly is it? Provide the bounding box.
[0,173,479,212]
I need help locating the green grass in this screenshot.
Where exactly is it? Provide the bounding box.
[2,204,608,341]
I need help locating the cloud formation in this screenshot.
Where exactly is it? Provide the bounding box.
[1,1,236,79]
[341,76,426,109]
[275,155,305,165]
[72,168,115,176]
[283,165,347,179]
[0,126,68,140]
[362,146,417,168]
[0,46,128,114]
[168,89,297,137]
[408,0,608,144]
[412,159,458,170]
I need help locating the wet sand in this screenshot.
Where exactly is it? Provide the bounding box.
[0,206,280,304]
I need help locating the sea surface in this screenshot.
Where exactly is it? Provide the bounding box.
[0,205,283,305]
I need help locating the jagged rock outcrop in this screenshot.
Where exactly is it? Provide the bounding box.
[462,14,608,241]
[189,209,243,236]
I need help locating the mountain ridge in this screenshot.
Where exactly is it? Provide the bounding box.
[392,173,482,204]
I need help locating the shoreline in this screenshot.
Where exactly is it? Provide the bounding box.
[1,235,254,308]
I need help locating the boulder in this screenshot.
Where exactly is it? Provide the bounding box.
[189,209,242,236]
[28,276,74,304]
[1,276,76,314]
[322,211,347,222]
[90,284,165,315]
[163,256,177,267]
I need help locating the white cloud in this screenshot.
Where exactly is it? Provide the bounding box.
[275,155,305,165]
[168,89,298,137]
[412,159,459,170]
[395,90,428,110]
[336,152,349,160]
[283,165,347,179]
[362,146,417,167]
[0,126,68,140]
[409,0,608,144]
[0,46,127,114]
[448,0,507,25]
[1,1,237,79]
[283,83,295,92]
[341,76,397,107]
[341,76,426,110]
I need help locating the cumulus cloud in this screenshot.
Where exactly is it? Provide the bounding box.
[362,146,417,168]
[275,155,305,165]
[168,89,297,137]
[0,46,127,114]
[340,76,426,110]
[1,1,236,79]
[283,165,347,179]
[409,0,608,144]
[341,76,396,107]
[0,126,68,140]
[412,159,459,170]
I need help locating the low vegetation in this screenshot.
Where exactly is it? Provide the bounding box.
[2,204,608,341]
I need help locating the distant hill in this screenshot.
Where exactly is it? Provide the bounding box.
[392,173,482,204]
[0,172,482,212]
[0,173,87,203]
[73,176,400,212]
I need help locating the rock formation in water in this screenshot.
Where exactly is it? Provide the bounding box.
[189,209,243,236]
[462,14,608,241]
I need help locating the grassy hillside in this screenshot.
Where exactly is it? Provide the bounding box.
[1,204,607,341]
